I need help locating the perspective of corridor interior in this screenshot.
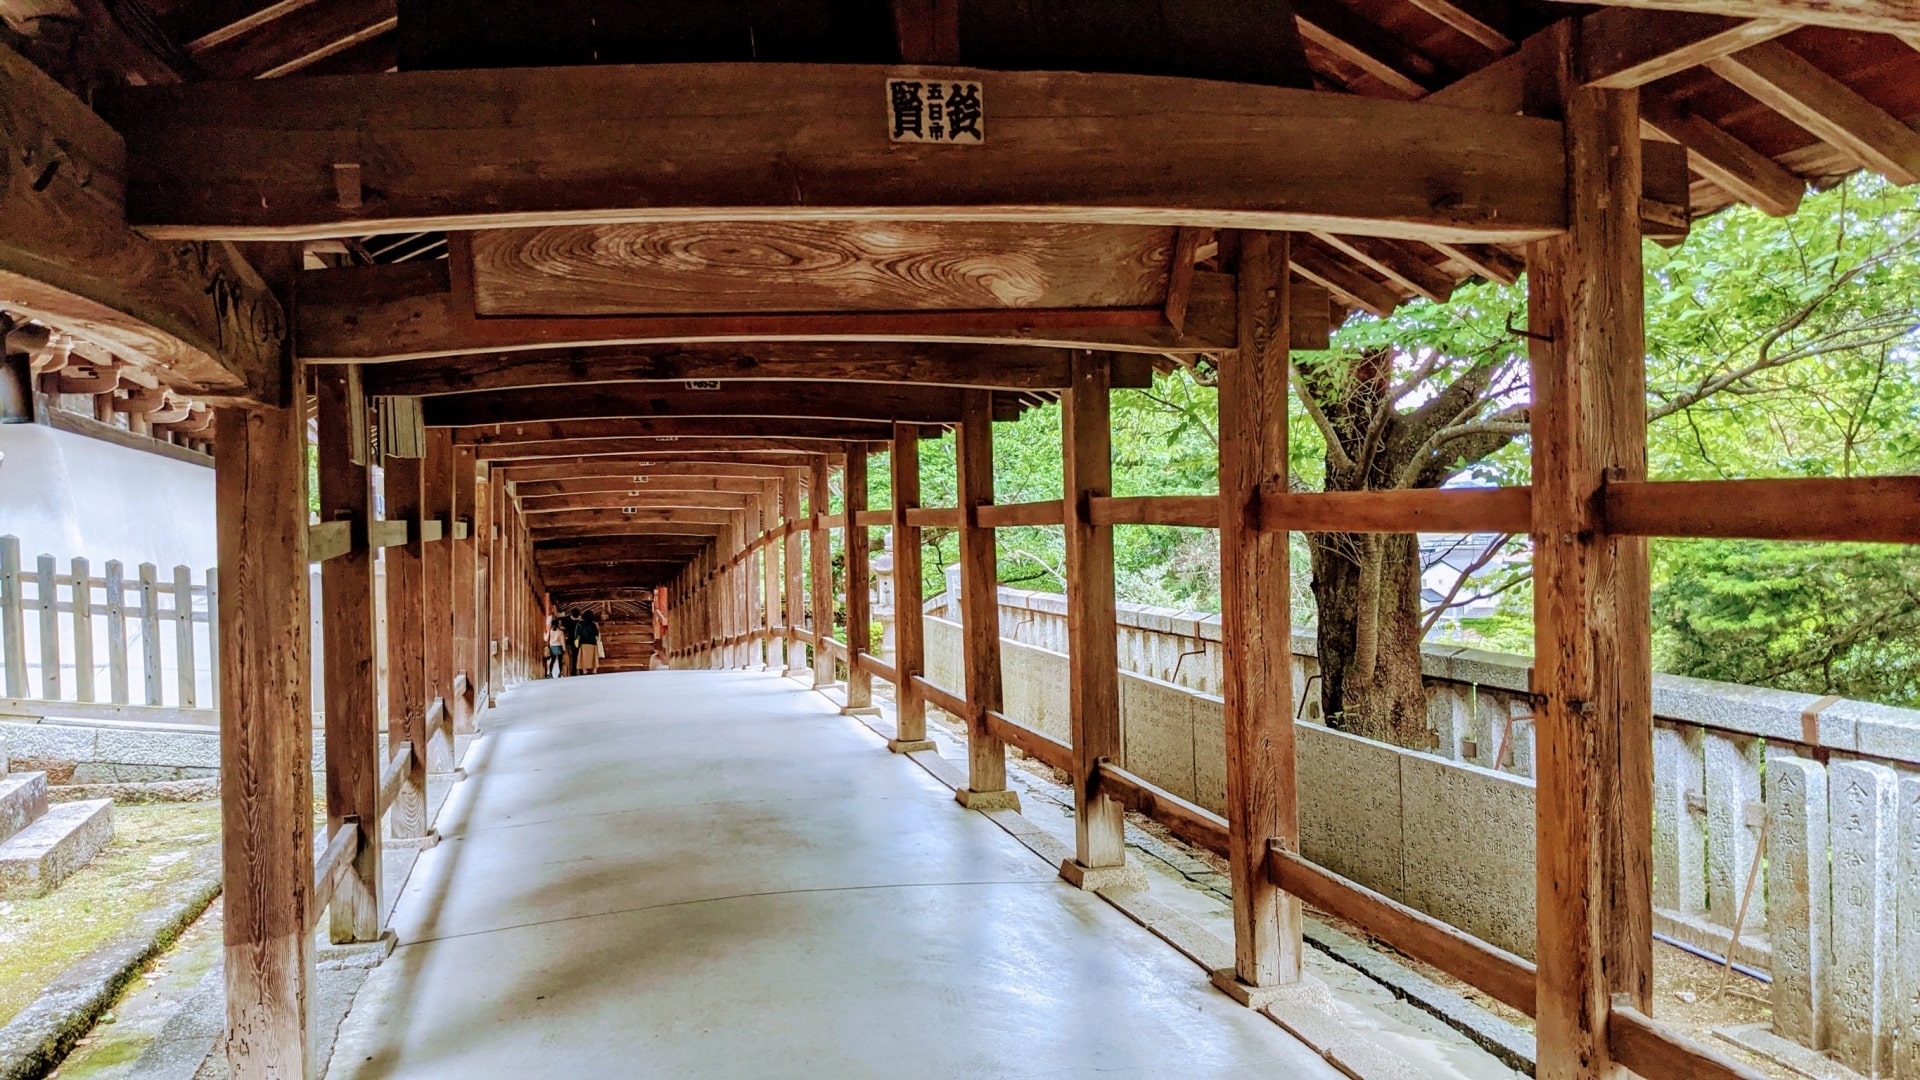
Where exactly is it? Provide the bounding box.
[2,0,1920,1076]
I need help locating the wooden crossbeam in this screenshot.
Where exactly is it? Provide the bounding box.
[1543,0,1920,35]
[447,418,899,445]
[355,342,1157,394]
[114,64,1567,243]
[422,383,1001,427]
[189,0,396,79]
[521,491,754,513]
[1707,41,1920,185]
[476,438,855,461]
[1579,10,1791,88]
[527,521,728,539]
[500,458,812,482]
[0,46,284,402]
[1640,96,1805,216]
[515,476,773,497]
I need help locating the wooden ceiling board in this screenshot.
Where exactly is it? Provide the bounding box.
[469,221,1176,316]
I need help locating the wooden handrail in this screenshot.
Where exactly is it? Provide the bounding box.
[1094,761,1229,856]
[852,509,891,528]
[425,696,449,737]
[976,500,1065,528]
[903,507,962,528]
[1257,485,1532,535]
[1607,998,1769,1080]
[1266,843,1537,1017]
[853,650,897,685]
[1605,476,1920,543]
[1088,495,1216,528]
[310,820,360,930]
[821,637,848,657]
[452,671,470,699]
[910,675,969,720]
[378,742,414,816]
[368,519,410,549]
[983,709,1071,771]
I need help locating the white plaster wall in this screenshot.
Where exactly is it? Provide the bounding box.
[0,425,216,570]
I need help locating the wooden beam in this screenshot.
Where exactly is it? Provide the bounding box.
[502,459,806,482]
[1292,0,1449,98]
[1707,41,1920,185]
[449,418,900,445]
[1310,234,1454,304]
[1604,476,1920,542]
[516,476,772,497]
[450,444,479,734]
[214,386,313,1077]
[1540,0,1920,36]
[973,500,1066,528]
[889,428,928,747]
[891,0,960,63]
[783,469,807,676]
[1579,10,1791,88]
[189,0,394,79]
[381,452,430,839]
[1216,231,1301,999]
[523,491,754,513]
[1268,845,1537,1017]
[355,341,1156,395]
[1607,999,1771,1080]
[476,438,854,461]
[423,383,992,428]
[1096,760,1229,857]
[843,446,873,710]
[1289,240,1402,317]
[0,46,284,402]
[903,506,963,528]
[955,390,1011,809]
[528,522,728,540]
[1524,26,1654,1077]
[982,710,1072,773]
[296,261,1238,360]
[1639,95,1805,216]
[307,520,354,563]
[315,364,381,945]
[1088,494,1218,528]
[117,64,1567,244]
[1257,486,1532,534]
[1062,351,1126,883]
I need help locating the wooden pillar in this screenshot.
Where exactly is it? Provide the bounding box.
[809,456,834,688]
[215,378,313,1077]
[1526,23,1652,1079]
[472,465,492,704]
[1061,351,1135,888]
[955,390,1015,810]
[888,425,932,752]
[1213,230,1302,1002]
[382,453,430,840]
[487,472,506,696]
[421,430,455,770]
[315,366,381,944]
[762,485,779,669]
[843,445,874,712]
[783,470,806,675]
[451,445,478,732]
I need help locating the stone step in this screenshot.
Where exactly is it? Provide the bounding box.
[0,798,114,899]
[0,770,50,845]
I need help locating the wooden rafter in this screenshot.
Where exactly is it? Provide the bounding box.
[421,383,1006,428]
[499,459,813,481]
[447,418,902,446]
[1707,41,1920,185]
[1543,0,1920,36]
[188,0,396,79]
[476,438,855,461]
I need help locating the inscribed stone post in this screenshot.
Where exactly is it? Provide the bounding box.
[1766,754,1829,1048]
[1828,759,1899,1074]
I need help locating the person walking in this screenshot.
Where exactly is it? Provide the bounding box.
[545,617,567,678]
[575,610,602,675]
[558,609,579,676]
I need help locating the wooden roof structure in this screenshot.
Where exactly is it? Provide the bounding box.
[3,2,1918,1078]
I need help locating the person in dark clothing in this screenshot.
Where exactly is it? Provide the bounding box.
[575,610,602,674]
[557,610,578,675]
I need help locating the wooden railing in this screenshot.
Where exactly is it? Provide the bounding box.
[0,536,217,718]
[310,820,361,932]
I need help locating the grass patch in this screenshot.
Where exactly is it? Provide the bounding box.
[0,804,219,1028]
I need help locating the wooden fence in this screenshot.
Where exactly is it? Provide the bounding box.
[0,535,217,721]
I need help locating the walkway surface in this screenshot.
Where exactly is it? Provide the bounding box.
[324,670,1346,1079]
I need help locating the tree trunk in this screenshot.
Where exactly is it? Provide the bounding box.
[1309,531,1430,748]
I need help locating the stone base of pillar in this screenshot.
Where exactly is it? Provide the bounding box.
[954,787,1021,812]
[887,738,937,753]
[1208,968,1325,1009]
[388,830,441,851]
[841,705,883,717]
[318,929,397,968]
[1059,859,1148,892]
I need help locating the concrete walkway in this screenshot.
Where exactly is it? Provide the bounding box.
[325,670,1346,1079]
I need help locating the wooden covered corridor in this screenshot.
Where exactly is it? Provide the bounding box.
[4,0,1920,1074]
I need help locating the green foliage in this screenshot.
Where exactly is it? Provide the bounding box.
[1653,540,1920,707]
